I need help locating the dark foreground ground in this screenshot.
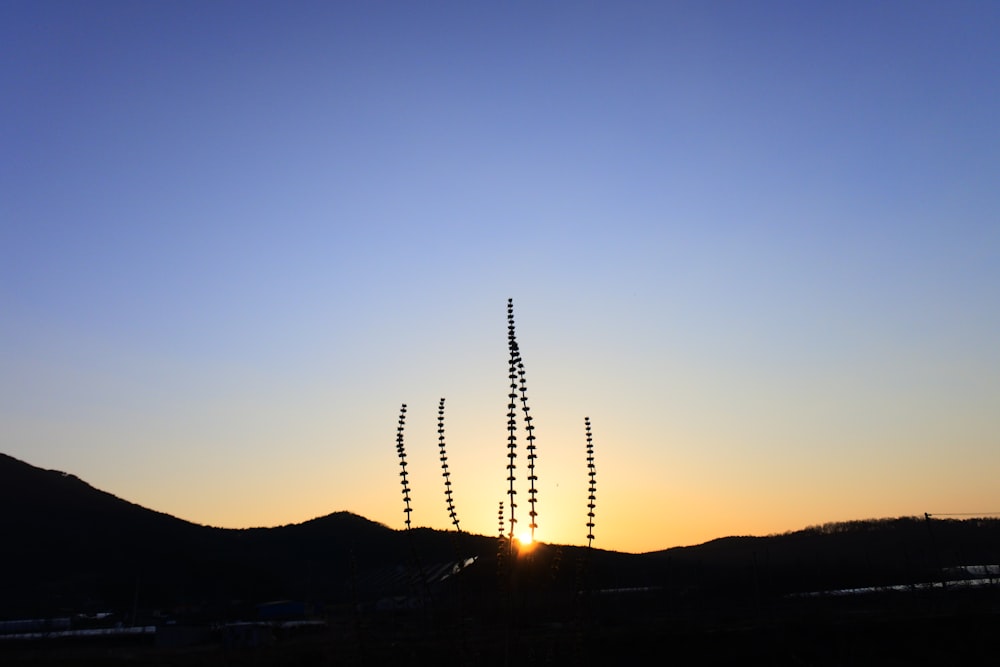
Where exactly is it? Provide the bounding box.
[3,587,998,666]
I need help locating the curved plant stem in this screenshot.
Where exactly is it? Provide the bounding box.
[506,299,519,547]
[438,397,461,532]
[396,403,412,530]
[585,417,596,548]
[395,403,429,608]
[507,298,539,542]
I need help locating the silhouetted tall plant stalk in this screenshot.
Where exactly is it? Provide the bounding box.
[396,404,412,530]
[516,305,537,534]
[585,417,596,548]
[575,417,598,657]
[437,398,461,532]
[384,301,610,636]
[578,420,598,598]
[506,301,519,547]
[437,398,472,667]
[506,298,539,545]
[394,403,428,601]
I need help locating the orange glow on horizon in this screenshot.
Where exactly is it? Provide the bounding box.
[515,532,536,553]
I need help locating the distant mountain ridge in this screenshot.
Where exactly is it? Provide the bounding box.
[0,452,451,616]
[0,452,377,532]
[4,452,1000,620]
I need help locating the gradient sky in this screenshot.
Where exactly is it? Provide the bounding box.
[2,1,998,553]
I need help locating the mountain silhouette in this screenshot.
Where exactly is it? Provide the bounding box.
[0,453,459,617]
[6,451,1000,666]
[4,452,1000,622]
[0,453,605,617]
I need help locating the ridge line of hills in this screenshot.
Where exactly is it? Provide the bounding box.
[4,451,999,620]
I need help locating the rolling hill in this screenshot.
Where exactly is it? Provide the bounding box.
[3,452,1000,622]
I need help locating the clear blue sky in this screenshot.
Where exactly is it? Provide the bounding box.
[3,1,998,552]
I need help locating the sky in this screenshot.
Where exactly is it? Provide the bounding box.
[2,1,998,554]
